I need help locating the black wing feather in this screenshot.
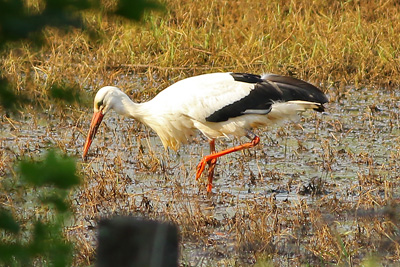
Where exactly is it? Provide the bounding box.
[205,72,327,123]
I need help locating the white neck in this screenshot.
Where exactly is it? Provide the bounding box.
[113,94,148,121]
[103,90,146,121]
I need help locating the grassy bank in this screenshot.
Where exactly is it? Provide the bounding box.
[2,0,400,109]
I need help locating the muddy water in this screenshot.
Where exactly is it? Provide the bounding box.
[1,86,400,264]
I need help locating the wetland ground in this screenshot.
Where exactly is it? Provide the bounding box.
[2,82,400,265]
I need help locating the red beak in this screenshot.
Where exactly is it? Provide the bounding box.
[83,111,104,160]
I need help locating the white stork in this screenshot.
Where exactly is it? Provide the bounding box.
[83,72,328,192]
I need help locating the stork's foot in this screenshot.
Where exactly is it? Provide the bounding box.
[196,157,208,180]
[196,156,216,193]
[206,183,213,193]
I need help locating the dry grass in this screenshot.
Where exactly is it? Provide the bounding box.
[2,0,400,108]
[2,0,400,266]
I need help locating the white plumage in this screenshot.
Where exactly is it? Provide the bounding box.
[83,72,327,192]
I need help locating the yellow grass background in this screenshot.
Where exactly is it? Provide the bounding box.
[2,0,400,107]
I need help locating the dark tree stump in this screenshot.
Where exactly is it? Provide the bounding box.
[96,217,179,267]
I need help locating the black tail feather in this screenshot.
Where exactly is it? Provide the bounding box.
[262,73,328,105]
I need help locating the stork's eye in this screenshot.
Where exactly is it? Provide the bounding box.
[97,100,104,110]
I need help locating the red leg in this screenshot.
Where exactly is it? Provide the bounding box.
[196,136,260,192]
[206,140,217,192]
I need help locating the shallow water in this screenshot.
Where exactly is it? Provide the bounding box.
[1,86,400,265]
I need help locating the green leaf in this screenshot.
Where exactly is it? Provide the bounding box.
[0,210,20,234]
[41,193,70,213]
[0,78,28,113]
[49,84,81,104]
[19,150,80,189]
[114,0,164,21]
[0,243,27,265]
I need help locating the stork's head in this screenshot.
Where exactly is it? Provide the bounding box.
[82,86,124,159]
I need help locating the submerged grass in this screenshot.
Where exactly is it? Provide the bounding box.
[2,0,400,266]
[3,87,400,265]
